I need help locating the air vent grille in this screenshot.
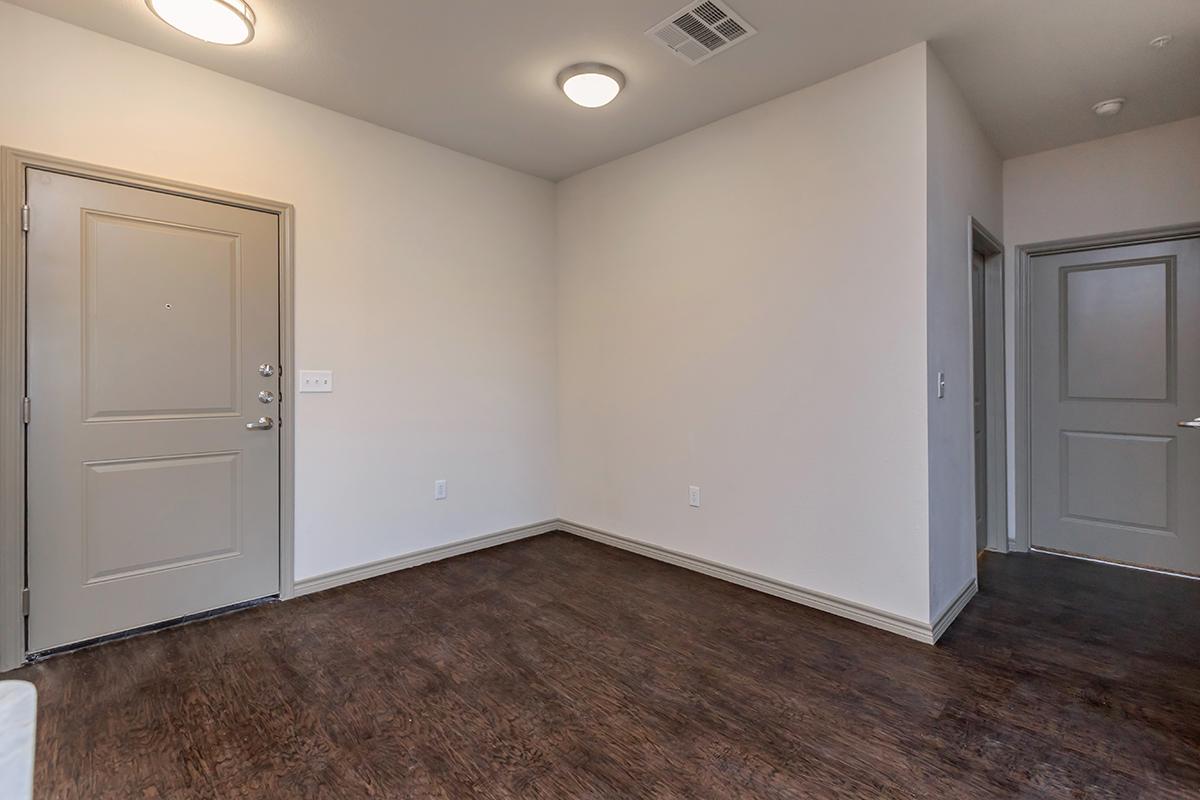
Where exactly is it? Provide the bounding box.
[646,0,757,65]
[693,1,727,25]
[715,19,746,41]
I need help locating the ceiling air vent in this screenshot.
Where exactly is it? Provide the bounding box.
[646,0,757,65]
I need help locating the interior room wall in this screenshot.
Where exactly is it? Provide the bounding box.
[0,2,559,582]
[924,49,1002,618]
[25,0,1189,639]
[1001,115,1200,540]
[556,44,934,623]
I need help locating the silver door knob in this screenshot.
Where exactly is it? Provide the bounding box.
[246,416,274,430]
[257,363,275,377]
[1178,418,1200,429]
[257,390,275,404]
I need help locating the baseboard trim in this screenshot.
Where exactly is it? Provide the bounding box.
[293,519,559,597]
[558,520,940,644]
[930,577,977,643]
[292,517,978,645]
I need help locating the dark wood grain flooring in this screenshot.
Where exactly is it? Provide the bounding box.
[12,532,1200,799]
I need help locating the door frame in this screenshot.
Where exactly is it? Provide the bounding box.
[1012,221,1200,553]
[970,218,1008,554]
[0,147,296,671]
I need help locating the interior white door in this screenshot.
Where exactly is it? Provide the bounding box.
[25,169,281,652]
[1030,236,1200,575]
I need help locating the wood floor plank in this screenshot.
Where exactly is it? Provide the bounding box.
[12,532,1200,798]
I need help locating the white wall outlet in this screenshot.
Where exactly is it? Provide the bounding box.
[434,479,447,500]
[298,370,333,393]
[689,485,701,508]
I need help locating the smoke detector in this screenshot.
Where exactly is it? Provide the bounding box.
[1092,98,1125,117]
[646,0,757,65]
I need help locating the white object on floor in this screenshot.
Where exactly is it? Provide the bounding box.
[0,681,36,800]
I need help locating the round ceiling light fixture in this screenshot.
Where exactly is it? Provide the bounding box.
[146,0,256,45]
[557,63,626,108]
[1091,97,1125,117]
[1149,34,1173,49]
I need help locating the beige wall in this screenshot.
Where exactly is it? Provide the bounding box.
[0,2,559,581]
[556,45,933,622]
[1002,115,1200,538]
[924,49,1002,617]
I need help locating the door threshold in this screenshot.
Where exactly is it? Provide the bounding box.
[1031,547,1200,581]
[26,595,277,663]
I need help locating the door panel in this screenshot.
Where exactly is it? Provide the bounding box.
[83,211,242,420]
[1030,238,1200,574]
[1059,432,1172,531]
[1063,261,1169,401]
[83,452,243,584]
[26,169,280,652]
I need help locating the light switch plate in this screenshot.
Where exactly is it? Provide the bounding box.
[298,370,333,393]
[434,479,447,500]
[689,485,701,508]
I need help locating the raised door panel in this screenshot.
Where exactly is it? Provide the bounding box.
[1060,431,1173,533]
[1062,260,1171,402]
[83,212,241,421]
[84,452,242,584]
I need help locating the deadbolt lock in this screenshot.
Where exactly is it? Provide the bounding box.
[257,363,275,377]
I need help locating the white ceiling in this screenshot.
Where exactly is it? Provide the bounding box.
[9,0,1200,180]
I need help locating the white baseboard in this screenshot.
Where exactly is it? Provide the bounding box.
[931,577,978,643]
[292,517,978,645]
[292,519,559,597]
[558,520,947,644]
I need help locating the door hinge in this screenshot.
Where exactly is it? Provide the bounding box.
[20,588,29,617]
[22,397,30,425]
[21,204,30,233]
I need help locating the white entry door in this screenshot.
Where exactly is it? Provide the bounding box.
[25,169,281,652]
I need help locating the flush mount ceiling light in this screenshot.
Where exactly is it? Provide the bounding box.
[1091,97,1125,117]
[146,0,256,45]
[557,63,626,108]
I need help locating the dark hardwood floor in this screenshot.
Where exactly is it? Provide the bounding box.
[12,532,1200,799]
